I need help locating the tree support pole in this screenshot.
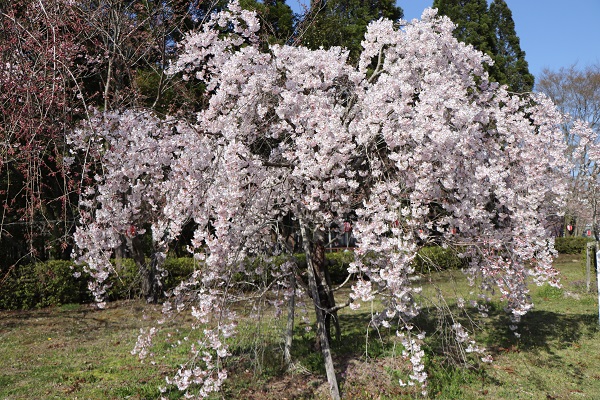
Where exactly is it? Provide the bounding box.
[587,242,592,293]
[596,248,600,326]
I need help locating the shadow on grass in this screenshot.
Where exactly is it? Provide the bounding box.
[292,310,396,370]
[486,305,599,352]
[0,302,149,336]
[410,301,599,356]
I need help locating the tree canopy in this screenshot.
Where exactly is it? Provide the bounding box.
[71,3,571,397]
[300,0,403,63]
[433,0,534,92]
[537,64,600,237]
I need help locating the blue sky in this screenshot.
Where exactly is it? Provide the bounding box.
[399,0,600,82]
[288,0,600,85]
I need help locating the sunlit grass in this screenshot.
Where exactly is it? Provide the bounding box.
[1,254,599,399]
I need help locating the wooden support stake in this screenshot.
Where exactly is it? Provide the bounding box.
[596,248,600,326]
[587,242,592,293]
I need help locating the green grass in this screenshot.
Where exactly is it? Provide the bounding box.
[1,254,600,399]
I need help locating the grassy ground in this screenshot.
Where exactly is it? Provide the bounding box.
[1,254,599,399]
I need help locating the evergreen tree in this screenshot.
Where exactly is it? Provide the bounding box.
[300,0,403,63]
[489,0,534,92]
[432,0,494,55]
[241,0,295,44]
[433,0,533,92]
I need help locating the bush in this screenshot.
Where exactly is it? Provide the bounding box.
[0,264,38,310]
[554,236,595,254]
[0,253,358,309]
[326,251,354,284]
[35,261,93,307]
[163,257,199,287]
[413,246,466,273]
[288,252,354,285]
[0,257,203,310]
[106,258,140,300]
[0,261,92,310]
[107,257,201,299]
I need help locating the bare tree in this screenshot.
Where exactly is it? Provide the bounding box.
[537,64,600,237]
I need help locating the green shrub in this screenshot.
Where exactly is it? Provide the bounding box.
[0,257,203,310]
[413,246,466,273]
[163,257,199,288]
[0,263,39,310]
[326,251,354,284]
[0,253,355,309]
[288,252,354,285]
[107,257,201,299]
[0,261,92,310]
[106,258,140,300]
[554,236,595,254]
[35,261,93,307]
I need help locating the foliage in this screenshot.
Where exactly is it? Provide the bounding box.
[553,236,595,254]
[292,252,354,284]
[488,0,535,92]
[325,251,355,283]
[0,261,91,310]
[241,0,295,45]
[0,258,200,310]
[433,0,534,92]
[300,0,403,63]
[413,246,467,273]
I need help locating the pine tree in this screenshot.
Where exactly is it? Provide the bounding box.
[432,0,494,55]
[300,0,403,63]
[489,0,534,92]
[433,0,533,92]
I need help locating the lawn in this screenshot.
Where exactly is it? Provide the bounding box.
[1,254,599,399]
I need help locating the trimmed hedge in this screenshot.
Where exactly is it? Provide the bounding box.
[0,257,201,310]
[326,251,355,283]
[291,251,354,285]
[413,246,467,273]
[0,261,92,310]
[554,237,595,254]
[106,257,199,300]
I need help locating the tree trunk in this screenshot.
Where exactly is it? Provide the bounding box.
[114,236,126,271]
[283,270,295,368]
[299,219,341,400]
[125,235,163,303]
[143,251,164,303]
[312,240,340,342]
[593,193,599,241]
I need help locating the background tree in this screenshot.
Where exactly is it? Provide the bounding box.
[433,0,534,92]
[537,64,600,237]
[300,0,403,63]
[0,0,86,269]
[242,0,295,44]
[488,0,534,92]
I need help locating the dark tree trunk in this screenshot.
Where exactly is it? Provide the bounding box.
[312,241,341,342]
[125,235,163,303]
[299,219,341,400]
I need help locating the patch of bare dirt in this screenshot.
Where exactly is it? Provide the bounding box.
[234,356,415,399]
